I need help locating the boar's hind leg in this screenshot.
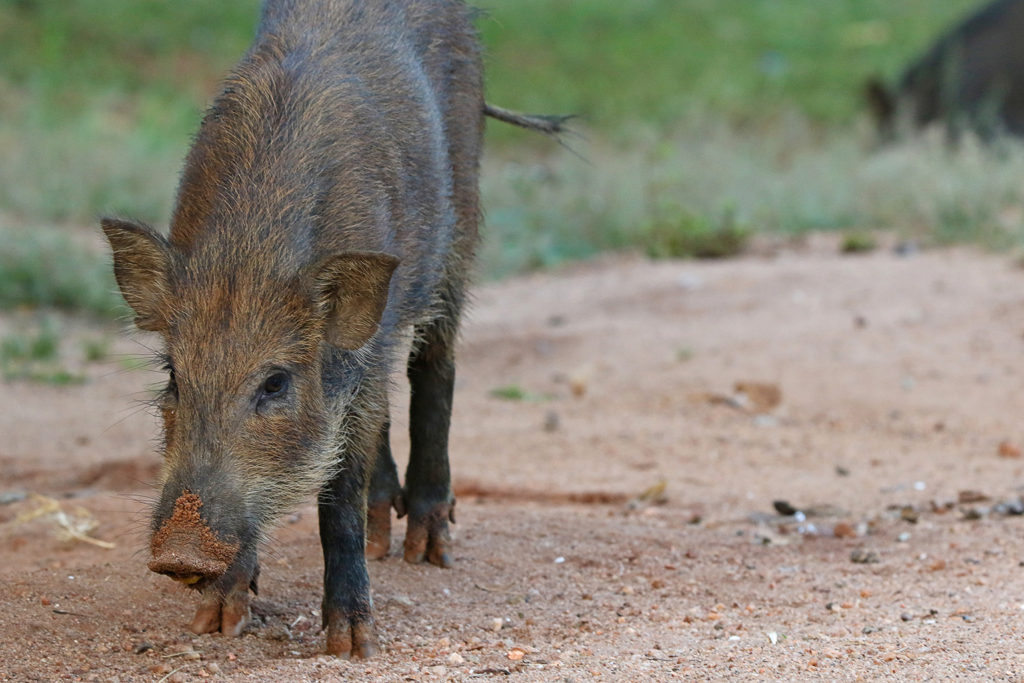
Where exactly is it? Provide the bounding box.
[366,417,404,560]
[402,308,459,568]
[318,425,380,659]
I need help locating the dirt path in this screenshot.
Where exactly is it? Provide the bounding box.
[5,237,1024,681]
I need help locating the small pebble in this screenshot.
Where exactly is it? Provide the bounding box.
[490,618,504,632]
[447,652,465,665]
[897,532,911,543]
[899,506,919,524]
[833,522,857,539]
[0,489,28,505]
[773,500,798,516]
[850,549,880,564]
[900,613,914,622]
[962,507,988,520]
[546,314,566,327]
[893,240,918,257]
[676,274,703,291]
[958,490,990,504]
[998,440,1021,458]
[207,662,221,674]
[997,499,1024,516]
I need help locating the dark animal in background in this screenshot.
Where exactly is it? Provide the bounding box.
[866,0,1024,141]
[103,0,563,659]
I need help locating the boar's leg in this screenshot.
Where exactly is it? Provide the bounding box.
[402,312,458,568]
[365,417,404,560]
[318,417,380,659]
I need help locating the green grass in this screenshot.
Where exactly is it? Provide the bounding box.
[81,337,110,363]
[479,123,1024,276]
[0,0,1018,316]
[488,384,553,402]
[841,231,879,254]
[480,0,980,138]
[0,0,984,223]
[0,224,123,316]
[0,318,85,384]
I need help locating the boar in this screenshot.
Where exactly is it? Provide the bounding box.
[866,0,1024,141]
[102,0,558,659]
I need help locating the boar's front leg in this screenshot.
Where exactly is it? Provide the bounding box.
[318,418,380,659]
[189,557,259,636]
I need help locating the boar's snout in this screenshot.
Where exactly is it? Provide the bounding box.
[149,491,240,588]
[148,547,228,585]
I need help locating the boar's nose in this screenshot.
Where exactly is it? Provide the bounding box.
[149,491,239,586]
[148,548,229,585]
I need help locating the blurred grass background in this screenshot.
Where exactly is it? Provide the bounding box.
[1,0,1012,315]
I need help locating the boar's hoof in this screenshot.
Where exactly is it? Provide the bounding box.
[189,589,251,637]
[326,615,379,659]
[402,499,455,568]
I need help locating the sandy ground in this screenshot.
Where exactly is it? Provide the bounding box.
[6,236,1024,681]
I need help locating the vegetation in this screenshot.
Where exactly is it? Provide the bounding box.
[0,318,85,384]
[841,232,879,254]
[0,0,1014,317]
[0,225,123,316]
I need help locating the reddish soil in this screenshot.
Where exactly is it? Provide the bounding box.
[5,236,1024,680]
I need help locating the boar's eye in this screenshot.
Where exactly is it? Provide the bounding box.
[259,372,289,401]
[164,363,178,399]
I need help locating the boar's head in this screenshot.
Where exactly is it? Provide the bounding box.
[102,217,397,594]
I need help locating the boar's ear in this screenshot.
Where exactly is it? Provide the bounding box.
[310,252,399,350]
[100,218,174,332]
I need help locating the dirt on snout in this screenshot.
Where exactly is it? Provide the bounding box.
[6,235,1024,681]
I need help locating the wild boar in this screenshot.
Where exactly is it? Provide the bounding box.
[866,0,1024,140]
[102,0,561,659]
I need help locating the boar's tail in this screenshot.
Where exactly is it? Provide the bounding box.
[484,103,575,135]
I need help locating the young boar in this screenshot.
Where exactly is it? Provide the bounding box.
[866,0,1024,141]
[103,0,486,658]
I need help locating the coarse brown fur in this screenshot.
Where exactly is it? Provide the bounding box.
[103,0,485,657]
